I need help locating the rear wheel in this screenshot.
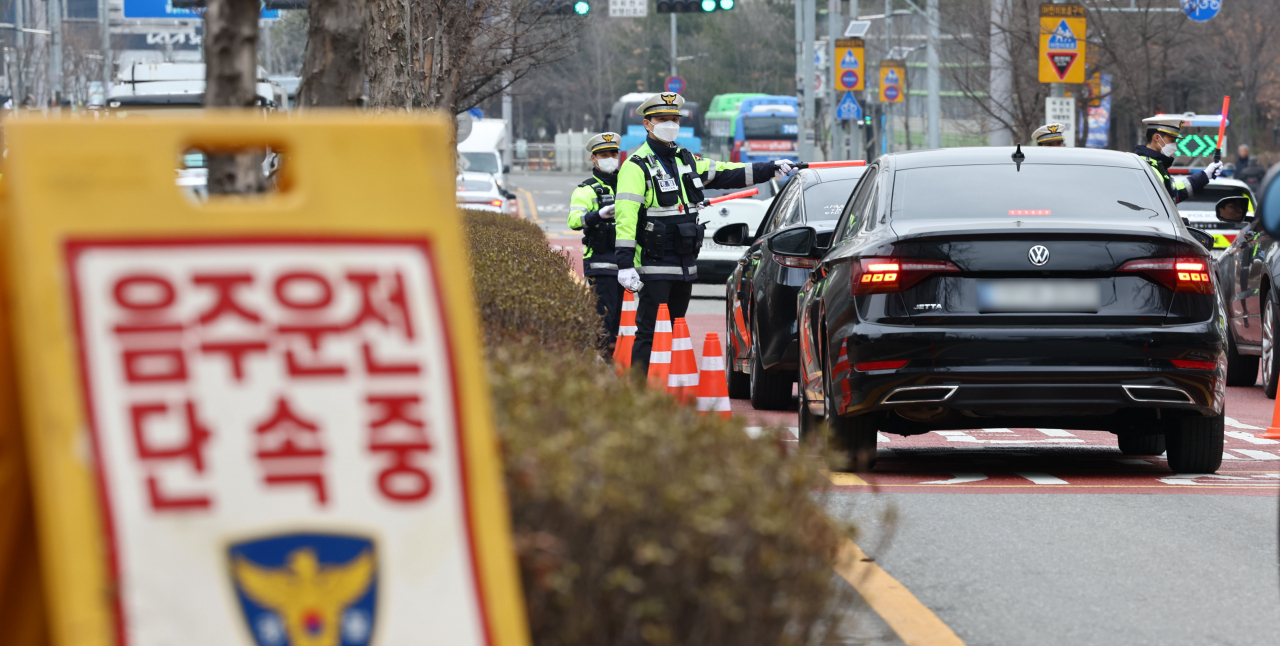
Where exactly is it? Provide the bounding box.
[1225,329,1260,387]
[1117,433,1166,456]
[1164,414,1225,474]
[750,342,794,410]
[1263,298,1279,398]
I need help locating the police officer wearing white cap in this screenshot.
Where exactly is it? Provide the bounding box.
[1137,115,1222,204]
[614,92,795,377]
[1032,123,1067,147]
[569,132,624,354]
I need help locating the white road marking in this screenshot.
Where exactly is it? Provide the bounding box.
[788,426,799,439]
[1016,472,1069,485]
[978,428,1013,433]
[1226,430,1280,445]
[985,438,1085,444]
[878,433,891,443]
[1232,449,1280,460]
[1036,428,1077,437]
[744,426,763,439]
[921,472,988,485]
[1158,474,1276,486]
[1225,417,1264,430]
[933,431,982,443]
[1222,451,1243,460]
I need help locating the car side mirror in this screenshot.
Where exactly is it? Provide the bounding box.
[1215,195,1252,223]
[771,226,816,257]
[503,164,511,174]
[713,222,753,246]
[1186,227,1216,251]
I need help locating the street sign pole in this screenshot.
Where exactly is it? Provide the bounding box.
[800,0,816,162]
[828,0,840,159]
[925,0,941,149]
[849,0,861,160]
[670,13,677,78]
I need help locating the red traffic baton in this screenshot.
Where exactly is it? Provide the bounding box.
[702,187,758,207]
[795,160,867,169]
[1215,96,1231,163]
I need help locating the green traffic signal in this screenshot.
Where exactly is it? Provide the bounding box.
[574,0,590,14]
[701,0,716,10]
[719,0,735,8]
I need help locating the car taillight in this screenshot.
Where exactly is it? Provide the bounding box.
[1170,359,1216,371]
[851,257,960,294]
[854,359,909,372]
[1118,257,1213,294]
[489,199,504,207]
[773,253,818,269]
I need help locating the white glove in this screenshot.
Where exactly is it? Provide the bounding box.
[773,159,797,179]
[617,268,642,292]
[598,204,615,220]
[1203,160,1223,180]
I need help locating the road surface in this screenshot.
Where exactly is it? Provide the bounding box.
[508,169,1280,646]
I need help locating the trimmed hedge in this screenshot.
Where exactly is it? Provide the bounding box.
[464,209,854,646]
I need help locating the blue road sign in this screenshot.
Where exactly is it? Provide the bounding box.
[840,50,860,69]
[665,76,686,94]
[123,0,279,20]
[1181,0,1222,22]
[836,92,862,120]
[884,85,900,102]
[841,70,859,88]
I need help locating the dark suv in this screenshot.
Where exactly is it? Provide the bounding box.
[714,166,866,410]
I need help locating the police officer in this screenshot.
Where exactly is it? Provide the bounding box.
[1032,123,1067,147]
[614,92,794,376]
[569,132,623,354]
[1136,115,1222,204]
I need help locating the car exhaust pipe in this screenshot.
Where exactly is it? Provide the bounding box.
[881,385,958,405]
[1122,385,1195,404]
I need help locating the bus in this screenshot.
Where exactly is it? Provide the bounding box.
[732,95,799,163]
[704,93,766,160]
[609,92,703,157]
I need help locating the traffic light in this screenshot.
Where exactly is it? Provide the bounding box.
[573,0,590,14]
[541,0,590,15]
[656,0,700,12]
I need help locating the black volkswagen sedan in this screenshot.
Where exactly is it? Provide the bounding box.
[715,165,867,410]
[784,147,1226,474]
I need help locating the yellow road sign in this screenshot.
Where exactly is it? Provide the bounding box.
[2,115,529,646]
[879,60,906,104]
[834,38,866,92]
[1039,3,1087,84]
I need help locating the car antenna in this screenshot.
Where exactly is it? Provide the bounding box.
[1012,143,1025,172]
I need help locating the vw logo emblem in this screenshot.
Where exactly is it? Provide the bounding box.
[1028,245,1050,266]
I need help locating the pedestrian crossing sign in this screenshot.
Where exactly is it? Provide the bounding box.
[833,38,865,91]
[1038,3,1086,84]
[836,92,862,120]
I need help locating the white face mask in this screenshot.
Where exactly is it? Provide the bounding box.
[1158,136,1177,157]
[650,121,681,143]
[596,157,619,173]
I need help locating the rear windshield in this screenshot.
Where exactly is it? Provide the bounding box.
[743,116,799,140]
[891,165,1165,220]
[1178,183,1251,206]
[457,179,493,192]
[460,152,500,174]
[804,178,861,223]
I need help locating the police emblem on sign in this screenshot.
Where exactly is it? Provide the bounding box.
[229,533,378,646]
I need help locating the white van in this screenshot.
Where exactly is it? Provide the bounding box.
[457,119,510,189]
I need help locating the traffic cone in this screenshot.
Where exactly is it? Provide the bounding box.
[646,304,673,390]
[613,290,638,375]
[1259,395,1280,440]
[668,318,700,403]
[696,332,732,419]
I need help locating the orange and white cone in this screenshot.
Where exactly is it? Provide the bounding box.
[613,289,638,375]
[646,304,673,390]
[1259,393,1280,440]
[696,332,732,418]
[668,318,700,403]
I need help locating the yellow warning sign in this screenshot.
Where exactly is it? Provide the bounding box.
[834,38,866,92]
[2,115,530,646]
[1038,3,1087,84]
[879,60,906,104]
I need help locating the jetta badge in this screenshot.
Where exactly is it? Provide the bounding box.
[1028,245,1050,266]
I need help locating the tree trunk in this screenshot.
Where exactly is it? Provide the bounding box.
[204,0,265,194]
[366,0,416,109]
[297,0,369,108]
